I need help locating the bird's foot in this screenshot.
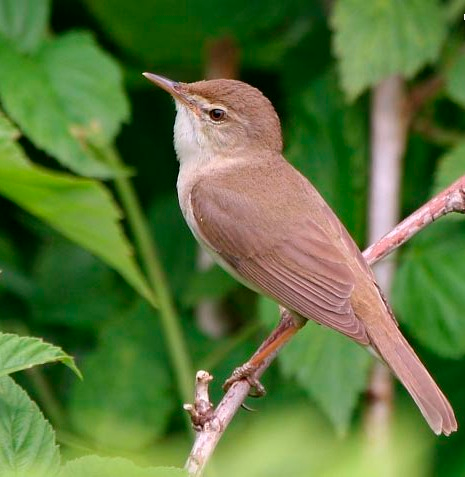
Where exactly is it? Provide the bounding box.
[223,362,266,397]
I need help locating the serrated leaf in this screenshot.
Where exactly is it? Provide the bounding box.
[446,54,465,109]
[0,331,80,378]
[0,0,50,53]
[285,69,368,243]
[331,0,447,99]
[258,297,371,433]
[60,456,186,477]
[40,31,129,144]
[392,221,465,358]
[0,376,60,477]
[433,141,465,194]
[69,302,174,450]
[0,31,129,177]
[0,114,155,306]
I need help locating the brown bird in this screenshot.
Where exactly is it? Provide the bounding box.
[144,72,457,436]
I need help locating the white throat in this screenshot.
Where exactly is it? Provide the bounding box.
[174,102,214,232]
[174,102,209,166]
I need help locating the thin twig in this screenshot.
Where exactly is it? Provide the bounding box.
[364,175,465,264]
[184,173,465,475]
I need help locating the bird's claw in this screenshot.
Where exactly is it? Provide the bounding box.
[223,362,266,397]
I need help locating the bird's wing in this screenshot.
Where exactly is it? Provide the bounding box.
[190,171,369,345]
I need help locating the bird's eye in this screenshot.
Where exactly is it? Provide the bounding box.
[209,108,226,121]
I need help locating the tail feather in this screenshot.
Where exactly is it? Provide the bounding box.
[368,323,457,436]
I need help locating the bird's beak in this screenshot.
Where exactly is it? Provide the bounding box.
[143,72,192,108]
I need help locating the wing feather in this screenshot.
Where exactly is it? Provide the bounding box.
[190,169,369,345]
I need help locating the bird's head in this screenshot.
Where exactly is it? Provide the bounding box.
[143,73,283,164]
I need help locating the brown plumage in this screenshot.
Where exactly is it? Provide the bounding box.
[144,73,457,435]
[190,159,456,435]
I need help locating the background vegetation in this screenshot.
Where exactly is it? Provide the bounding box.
[1,0,465,475]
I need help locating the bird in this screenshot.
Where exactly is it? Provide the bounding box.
[143,72,457,436]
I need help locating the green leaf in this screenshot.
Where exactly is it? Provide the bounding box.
[331,0,447,99]
[0,0,50,53]
[258,297,371,433]
[433,140,465,194]
[0,31,129,177]
[0,331,80,378]
[392,221,465,358]
[182,265,240,306]
[40,32,130,144]
[446,54,465,109]
[0,114,155,306]
[0,109,18,139]
[61,456,186,477]
[0,376,60,477]
[285,69,368,243]
[69,302,174,450]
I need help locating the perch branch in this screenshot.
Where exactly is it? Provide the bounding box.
[185,311,294,476]
[364,174,465,264]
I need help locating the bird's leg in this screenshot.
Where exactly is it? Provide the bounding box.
[223,308,305,396]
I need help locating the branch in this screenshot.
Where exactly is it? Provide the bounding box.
[364,76,408,445]
[364,175,465,265]
[184,174,465,475]
[185,311,294,476]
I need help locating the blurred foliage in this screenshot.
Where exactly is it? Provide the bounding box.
[0,0,465,475]
[332,0,447,100]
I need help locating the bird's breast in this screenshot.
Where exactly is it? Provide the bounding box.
[176,163,263,292]
[177,162,223,251]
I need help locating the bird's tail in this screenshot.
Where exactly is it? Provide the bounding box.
[367,320,457,436]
